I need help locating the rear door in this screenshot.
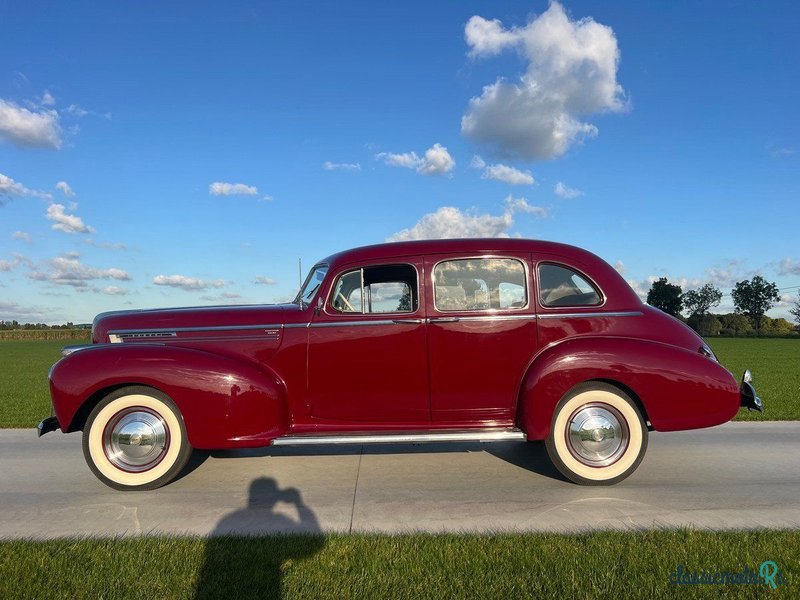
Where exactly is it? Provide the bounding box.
[424,254,538,424]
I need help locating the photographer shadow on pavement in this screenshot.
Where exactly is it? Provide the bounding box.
[194,477,324,600]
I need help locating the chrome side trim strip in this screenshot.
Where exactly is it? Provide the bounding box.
[272,429,526,446]
[537,310,643,319]
[309,320,397,328]
[109,323,284,335]
[61,344,95,356]
[450,314,537,323]
[283,323,310,329]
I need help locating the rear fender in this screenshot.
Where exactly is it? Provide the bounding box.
[48,344,289,449]
[517,336,740,440]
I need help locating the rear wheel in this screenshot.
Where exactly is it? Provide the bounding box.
[82,386,192,491]
[545,382,648,485]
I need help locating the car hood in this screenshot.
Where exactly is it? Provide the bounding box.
[92,303,297,343]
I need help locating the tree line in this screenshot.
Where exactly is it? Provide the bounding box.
[646,275,799,336]
[0,321,90,330]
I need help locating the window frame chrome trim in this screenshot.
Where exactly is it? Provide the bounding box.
[430,255,531,314]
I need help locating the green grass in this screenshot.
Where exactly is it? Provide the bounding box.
[708,338,800,421]
[0,340,69,428]
[0,531,796,599]
[0,337,796,428]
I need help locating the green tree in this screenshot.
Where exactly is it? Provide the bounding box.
[687,313,722,336]
[718,313,754,336]
[682,284,722,317]
[790,294,800,330]
[731,276,780,334]
[646,277,683,317]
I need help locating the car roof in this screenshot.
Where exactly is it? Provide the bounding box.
[319,238,601,268]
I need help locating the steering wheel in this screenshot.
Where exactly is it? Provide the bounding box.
[337,292,356,312]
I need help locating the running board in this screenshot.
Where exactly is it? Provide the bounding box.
[271,428,526,446]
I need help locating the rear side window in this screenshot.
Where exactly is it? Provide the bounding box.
[434,258,527,311]
[538,263,602,307]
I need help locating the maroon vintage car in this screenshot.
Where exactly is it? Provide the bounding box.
[39,239,762,490]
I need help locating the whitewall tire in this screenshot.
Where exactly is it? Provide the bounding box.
[82,386,193,491]
[545,382,648,485]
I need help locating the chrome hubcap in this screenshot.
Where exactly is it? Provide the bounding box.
[567,404,628,467]
[103,409,169,472]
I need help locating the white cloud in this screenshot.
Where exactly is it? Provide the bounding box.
[27,253,131,288]
[153,274,226,291]
[46,203,95,234]
[779,258,800,276]
[0,173,52,205]
[613,260,626,274]
[554,181,583,198]
[387,195,546,241]
[101,286,129,296]
[375,143,456,175]
[0,98,62,149]
[55,181,75,197]
[209,182,259,196]
[254,276,277,285]
[482,163,534,185]
[41,91,56,106]
[83,238,127,251]
[0,300,56,322]
[323,161,361,172]
[12,231,32,243]
[462,2,626,160]
[0,259,15,272]
[470,155,486,169]
[65,104,89,117]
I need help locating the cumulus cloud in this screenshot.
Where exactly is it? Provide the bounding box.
[12,231,32,243]
[27,253,130,288]
[55,181,75,197]
[554,181,583,198]
[254,276,277,285]
[375,143,455,175]
[41,91,56,106]
[323,161,361,172]
[779,258,800,276]
[0,173,52,205]
[46,203,95,234]
[484,163,534,185]
[387,195,546,241]
[209,182,259,196]
[200,292,242,302]
[0,98,62,149]
[0,300,57,322]
[153,274,226,291]
[613,260,626,274]
[462,2,626,160]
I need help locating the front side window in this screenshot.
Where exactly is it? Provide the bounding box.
[331,264,417,314]
[538,263,602,307]
[434,258,527,312]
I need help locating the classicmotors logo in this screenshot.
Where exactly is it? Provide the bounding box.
[669,561,786,589]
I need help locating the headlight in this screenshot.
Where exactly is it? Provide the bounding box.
[699,343,717,361]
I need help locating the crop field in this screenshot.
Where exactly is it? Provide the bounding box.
[0,337,796,429]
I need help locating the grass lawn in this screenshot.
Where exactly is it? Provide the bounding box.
[0,530,796,599]
[0,337,796,428]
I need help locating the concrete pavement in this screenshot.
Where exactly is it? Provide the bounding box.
[1,422,798,538]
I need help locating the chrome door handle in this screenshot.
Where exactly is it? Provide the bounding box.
[392,318,424,325]
[428,317,460,323]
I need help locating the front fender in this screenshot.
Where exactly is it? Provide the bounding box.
[48,344,289,449]
[517,336,740,440]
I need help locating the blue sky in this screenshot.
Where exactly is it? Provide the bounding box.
[1,0,797,324]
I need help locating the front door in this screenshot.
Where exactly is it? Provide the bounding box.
[306,259,430,424]
[424,254,537,424]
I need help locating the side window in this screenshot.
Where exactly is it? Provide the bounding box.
[538,263,602,307]
[331,264,417,314]
[434,258,527,312]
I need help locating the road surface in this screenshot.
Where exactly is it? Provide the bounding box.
[1,422,798,538]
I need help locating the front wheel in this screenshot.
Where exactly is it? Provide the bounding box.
[545,382,648,485]
[82,386,193,491]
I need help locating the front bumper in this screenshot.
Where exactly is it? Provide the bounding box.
[740,370,763,412]
[37,416,60,437]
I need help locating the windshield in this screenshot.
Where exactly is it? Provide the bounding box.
[295,264,328,305]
